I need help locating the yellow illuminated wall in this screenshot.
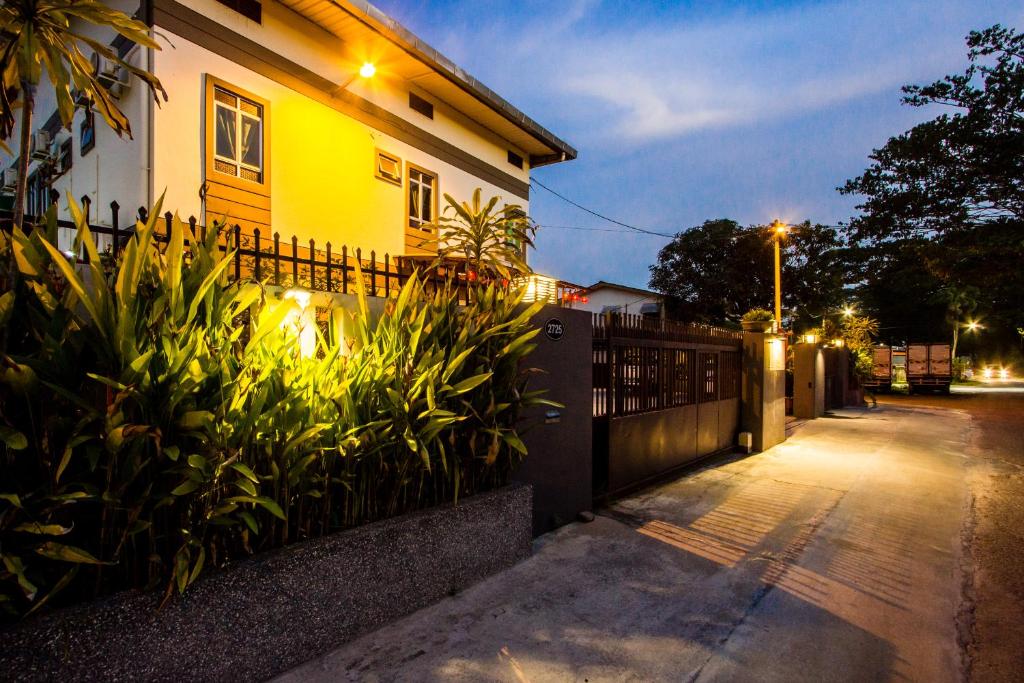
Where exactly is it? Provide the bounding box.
[151,0,528,258]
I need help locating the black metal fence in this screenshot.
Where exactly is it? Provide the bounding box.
[1,199,469,300]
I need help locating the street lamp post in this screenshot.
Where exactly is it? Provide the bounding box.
[951,320,981,361]
[771,219,788,329]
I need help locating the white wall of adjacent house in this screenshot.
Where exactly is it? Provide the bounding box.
[0,0,148,248]
[573,288,664,317]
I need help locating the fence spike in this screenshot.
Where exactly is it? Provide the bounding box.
[342,246,348,294]
[253,227,262,281]
[273,232,281,286]
[326,242,333,292]
[291,235,299,287]
[309,238,316,290]
[110,201,120,257]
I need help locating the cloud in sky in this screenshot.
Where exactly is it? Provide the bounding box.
[372,0,1024,287]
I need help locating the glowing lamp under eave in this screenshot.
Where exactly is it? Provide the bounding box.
[359,62,376,79]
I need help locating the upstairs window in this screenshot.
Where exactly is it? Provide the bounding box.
[213,86,264,183]
[408,167,436,230]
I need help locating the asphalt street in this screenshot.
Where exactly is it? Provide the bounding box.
[877,383,1024,682]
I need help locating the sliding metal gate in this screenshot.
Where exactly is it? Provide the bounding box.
[593,313,743,498]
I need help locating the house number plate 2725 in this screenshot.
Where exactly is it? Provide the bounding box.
[545,318,565,341]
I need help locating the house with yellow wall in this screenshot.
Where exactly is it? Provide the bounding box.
[1,0,576,260]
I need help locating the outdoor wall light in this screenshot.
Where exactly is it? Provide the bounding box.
[802,333,818,344]
[335,61,377,94]
[282,288,316,359]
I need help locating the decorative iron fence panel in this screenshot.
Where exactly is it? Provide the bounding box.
[1,203,476,302]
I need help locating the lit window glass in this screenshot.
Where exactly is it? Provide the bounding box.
[213,86,263,182]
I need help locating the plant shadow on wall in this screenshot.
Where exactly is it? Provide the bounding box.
[0,196,553,620]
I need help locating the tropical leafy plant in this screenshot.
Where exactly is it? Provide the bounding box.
[0,197,548,620]
[1,0,167,226]
[423,187,536,279]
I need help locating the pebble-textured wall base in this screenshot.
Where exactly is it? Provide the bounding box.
[0,484,532,682]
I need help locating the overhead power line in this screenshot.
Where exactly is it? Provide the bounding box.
[530,178,676,238]
[540,224,666,235]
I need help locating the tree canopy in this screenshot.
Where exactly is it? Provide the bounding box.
[841,25,1024,353]
[648,219,846,329]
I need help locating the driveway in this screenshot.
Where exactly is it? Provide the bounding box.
[278,404,971,682]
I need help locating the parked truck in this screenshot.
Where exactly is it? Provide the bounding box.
[864,346,893,392]
[906,343,952,394]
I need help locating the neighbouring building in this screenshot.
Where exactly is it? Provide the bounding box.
[1,0,576,260]
[571,281,665,319]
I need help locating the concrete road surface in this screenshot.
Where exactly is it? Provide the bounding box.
[279,402,975,683]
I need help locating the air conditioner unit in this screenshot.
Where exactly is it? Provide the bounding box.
[30,131,52,161]
[92,53,128,93]
[1,168,17,193]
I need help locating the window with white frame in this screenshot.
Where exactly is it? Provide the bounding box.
[408,167,435,230]
[213,86,263,183]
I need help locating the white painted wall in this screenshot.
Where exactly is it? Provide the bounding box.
[573,287,663,316]
[1,0,148,241]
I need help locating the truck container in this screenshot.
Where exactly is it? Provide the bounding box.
[864,346,892,391]
[906,343,951,394]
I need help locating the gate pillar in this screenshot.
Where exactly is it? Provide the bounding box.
[793,342,825,419]
[741,331,787,451]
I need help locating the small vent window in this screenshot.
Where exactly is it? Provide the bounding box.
[215,0,262,23]
[507,150,523,169]
[375,150,402,185]
[409,92,434,119]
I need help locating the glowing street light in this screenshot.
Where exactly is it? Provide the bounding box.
[952,319,983,360]
[842,305,855,317]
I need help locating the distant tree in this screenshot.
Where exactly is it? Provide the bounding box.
[840,24,1024,347]
[648,219,846,328]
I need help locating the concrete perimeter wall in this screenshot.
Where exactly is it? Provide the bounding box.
[515,306,593,535]
[0,485,532,682]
